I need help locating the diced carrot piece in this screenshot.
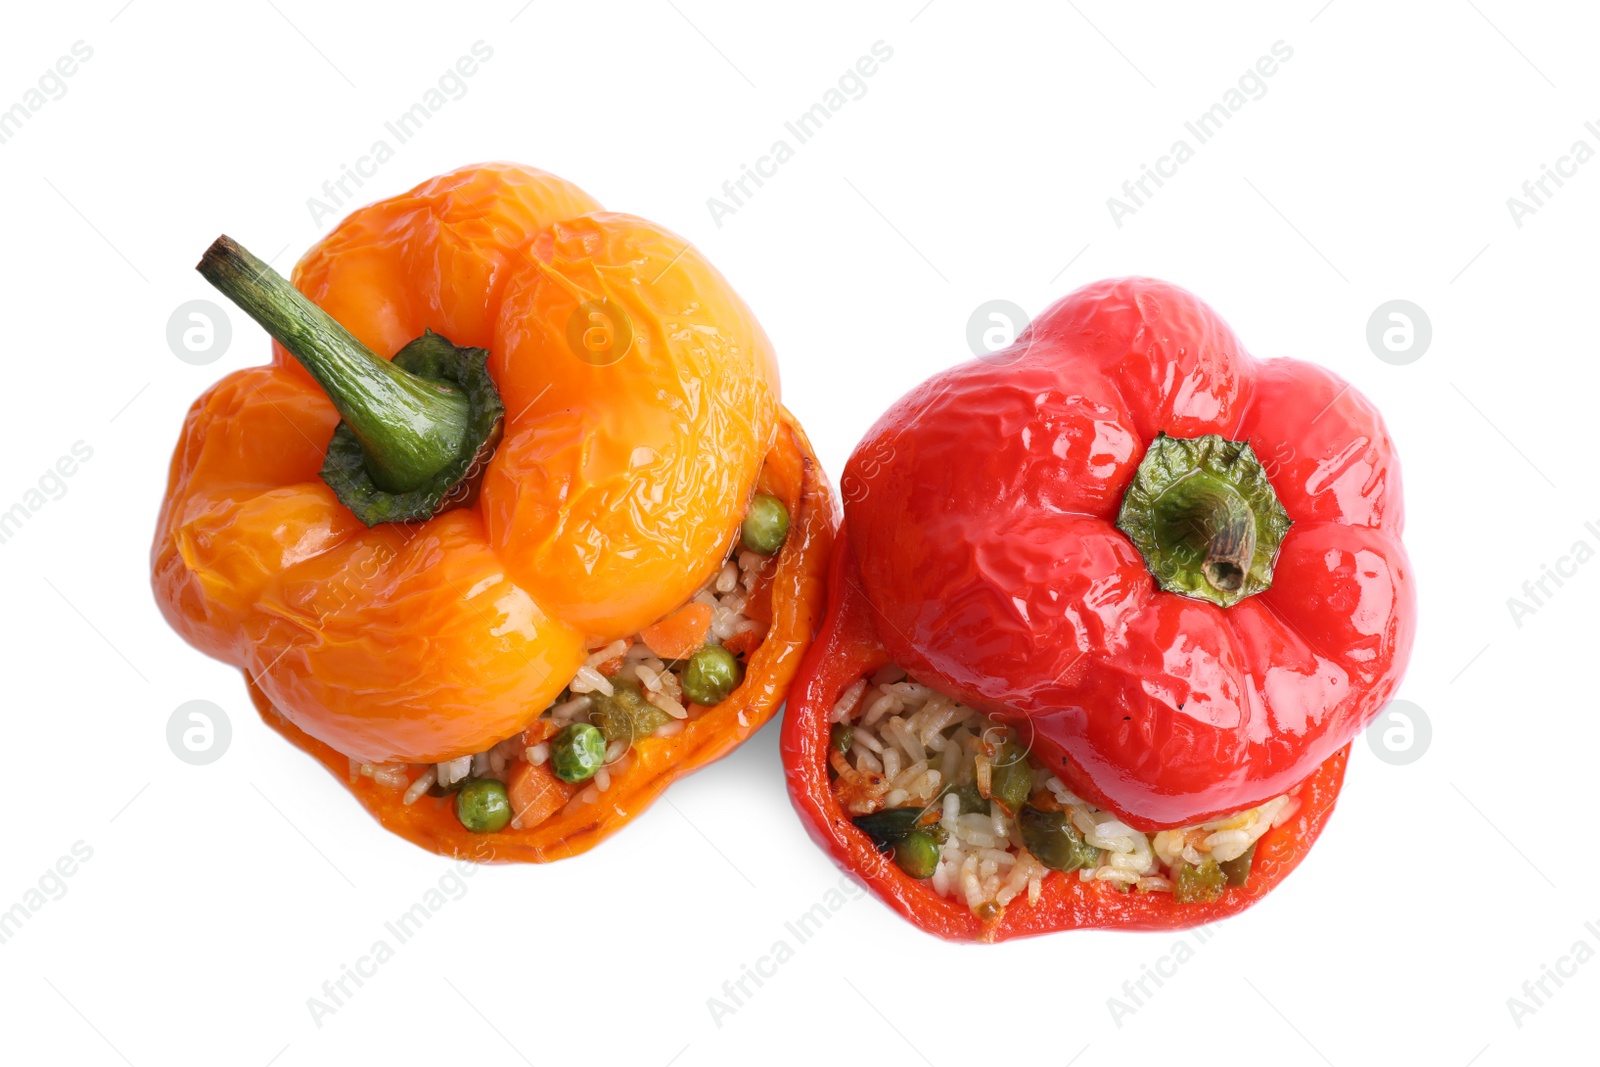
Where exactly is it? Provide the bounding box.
[521,719,559,746]
[595,655,624,676]
[639,601,714,660]
[508,760,573,829]
[722,627,764,658]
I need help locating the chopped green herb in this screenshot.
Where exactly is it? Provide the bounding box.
[851,806,944,853]
[1174,859,1226,904]
[989,742,1033,815]
[1018,805,1101,873]
[942,782,988,816]
[1220,844,1256,887]
[589,677,670,746]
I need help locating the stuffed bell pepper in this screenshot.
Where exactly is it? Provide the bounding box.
[781,277,1414,941]
[154,163,832,861]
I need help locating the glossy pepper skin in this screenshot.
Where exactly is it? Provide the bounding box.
[782,277,1412,939]
[840,278,1413,830]
[781,536,1349,942]
[153,164,834,858]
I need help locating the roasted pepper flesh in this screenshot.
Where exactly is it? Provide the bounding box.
[154,164,835,860]
[252,418,831,863]
[155,164,780,764]
[840,277,1414,830]
[780,536,1349,942]
[784,276,1404,940]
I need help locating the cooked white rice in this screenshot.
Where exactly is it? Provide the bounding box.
[830,667,1304,917]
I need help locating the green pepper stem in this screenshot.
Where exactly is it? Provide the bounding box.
[1180,476,1256,594]
[196,235,470,494]
[1115,434,1290,609]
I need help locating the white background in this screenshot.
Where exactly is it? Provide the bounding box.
[1,2,1595,1064]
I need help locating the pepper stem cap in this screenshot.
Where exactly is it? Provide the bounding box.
[1115,433,1290,609]
[196,235,504,526]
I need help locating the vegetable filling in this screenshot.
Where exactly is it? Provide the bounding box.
[828,666,1303,919]
[347,494,791,833]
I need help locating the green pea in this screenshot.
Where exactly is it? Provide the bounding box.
[830,722,854,755]
[682,644,742,706]
[894,831,940,879]
[551,722,606,783]
[455,778,511,833]
[988,742,1033,815]
[741,493,791,555]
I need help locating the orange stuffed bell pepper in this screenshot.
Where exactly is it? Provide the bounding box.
[153,163,832,861]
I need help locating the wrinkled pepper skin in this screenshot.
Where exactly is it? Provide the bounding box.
[154,165,834,859]
[781,536,1349,942]
[839,278,1414,830]
[254,418,832,863]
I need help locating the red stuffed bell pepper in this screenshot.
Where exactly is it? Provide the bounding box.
[781,277,1415,941]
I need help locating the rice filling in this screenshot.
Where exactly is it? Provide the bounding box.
[828,666,1303,919]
